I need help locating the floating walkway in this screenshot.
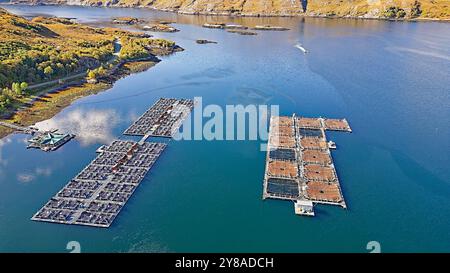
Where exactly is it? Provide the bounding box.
[0,121,38,135]
[32,98,195,227]
[263,115,352,216]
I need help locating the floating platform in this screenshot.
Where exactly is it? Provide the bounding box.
[0,121,74,151]
[124,98,195,138]
[252,25,289,31]
[224,24,248,30]
[263,115,352,216]
[27,132,75,152]
[31,140,167,227]
[202,23,225,29]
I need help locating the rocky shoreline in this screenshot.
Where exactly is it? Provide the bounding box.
[5,1,450,22]
[0,58,161,139]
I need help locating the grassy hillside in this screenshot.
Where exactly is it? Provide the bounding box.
[0,9,114,89]
[0,7,175,112]
[306,0,450,19]
[11,0,450,19]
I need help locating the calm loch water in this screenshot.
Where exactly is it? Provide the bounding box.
[0,4,449,252]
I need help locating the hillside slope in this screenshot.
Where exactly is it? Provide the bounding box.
[10,0,450,20]
[0,7,177,113]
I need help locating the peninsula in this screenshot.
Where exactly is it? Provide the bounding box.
[0,8,182,138]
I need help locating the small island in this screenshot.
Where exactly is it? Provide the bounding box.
[202,23,226,29]
[112,16,142,25]
[142,23,179,32]
[252,25,290,31]
[196,39,218,44]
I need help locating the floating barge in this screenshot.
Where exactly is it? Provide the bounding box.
[0,121,74,152]
[202,23,226,29]
[263,115,352,216]
[224,24,248,30]
[32,98,195,228]
[27,132,75,152]
[252,25,289,31]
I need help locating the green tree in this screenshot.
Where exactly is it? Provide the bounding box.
[12,82,22,96]
[43,66,53,76]
[0,94,11,110]
[411,1,422,18]
[20,82,28,91]
[87,69,97,80]
[397,9,407,18]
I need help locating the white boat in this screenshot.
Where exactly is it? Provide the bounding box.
[295,44,308,54]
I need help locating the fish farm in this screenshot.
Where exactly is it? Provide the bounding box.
[124,98,195,138]
[32,98,194,227]
[263,115,352,216]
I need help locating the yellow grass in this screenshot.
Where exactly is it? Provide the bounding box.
[47,0,449,19]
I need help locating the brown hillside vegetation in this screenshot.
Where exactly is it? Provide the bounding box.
[0,7,176,113]
[12,0,450,20]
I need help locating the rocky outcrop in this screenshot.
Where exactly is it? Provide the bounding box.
[142,23,179,32]
[9,0,450,20]
[196,39,217,44]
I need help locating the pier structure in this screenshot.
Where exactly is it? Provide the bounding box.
[0,121,38,135]
[32,98,195,227]
[263,115,351,216]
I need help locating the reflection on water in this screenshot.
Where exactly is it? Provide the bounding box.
[17,167,53,183]
[76,81,212,105]
[34,108,122,146]
[227,87,272,105]
[17,173,34,183]
[126,234,170,253]
[181,67,235,80]
[0,138,11,166]
[0,4,449,253]
[386,46,450,62]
